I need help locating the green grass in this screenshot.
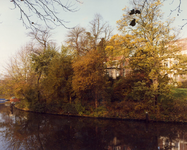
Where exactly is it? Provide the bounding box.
[172,88,187,100]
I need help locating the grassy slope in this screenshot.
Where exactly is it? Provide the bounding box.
[172,88,187,100]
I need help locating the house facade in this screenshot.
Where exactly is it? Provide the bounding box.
[105,56,130,79]
[106,38,187,84]
[165,38,187,83]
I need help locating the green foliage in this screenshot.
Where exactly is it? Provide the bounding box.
[74,102,85,115]
[3,5,187,123]
[61,103,78,114]
[112,72,152,102]
[92,106,108,117]
[129,80,153,101]
[171,88,187,100]
[41,46,74,104]
[16,99,30,110]
[106,0,185,106]
[24,88,38,103]
[45,100,62,113]
[31,101,46,113]
[31,46,58,75]
[61,102,87,115]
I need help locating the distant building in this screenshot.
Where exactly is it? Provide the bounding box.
[106,38,187,84]
[165,38,187,83]
[105,56,131,79]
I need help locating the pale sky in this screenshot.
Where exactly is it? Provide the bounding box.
[0,0,187,74]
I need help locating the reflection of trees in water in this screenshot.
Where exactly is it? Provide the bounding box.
[1,105,187,150]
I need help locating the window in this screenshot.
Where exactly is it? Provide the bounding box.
[164,62,168,67]
[173,60,178,66]
[123,69,126,77]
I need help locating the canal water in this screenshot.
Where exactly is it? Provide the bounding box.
[1,103,187,150]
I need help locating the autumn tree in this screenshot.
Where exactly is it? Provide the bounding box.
[72,49,107,108]
[2,45,36,99]
[67,15,113,108]
[107,0,187,105]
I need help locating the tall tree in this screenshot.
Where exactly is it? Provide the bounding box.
[28,29,58,102]
[66,14,113,57]
[107,0,187,105]
[2,45,36,99]
[66,26,89,56]
[42,46,73,106]
[31,46,58,102]
[72,49,107,108]
[130,0,187,28]
[89,14,113,49]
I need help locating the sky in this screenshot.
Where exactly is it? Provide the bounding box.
[0,0,187,74]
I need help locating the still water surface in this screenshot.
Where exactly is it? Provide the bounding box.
[1,103,187,150]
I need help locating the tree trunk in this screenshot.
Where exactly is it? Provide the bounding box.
[95,89,98,108]
[153,78,158,106]
[37,71,42,101]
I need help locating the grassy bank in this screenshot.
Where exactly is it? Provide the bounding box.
[15,88,187,123]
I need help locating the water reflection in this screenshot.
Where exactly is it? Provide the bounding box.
[1,104,187,150]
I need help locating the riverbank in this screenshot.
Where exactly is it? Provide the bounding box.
[12,88,187,123]
[14,101,187,123]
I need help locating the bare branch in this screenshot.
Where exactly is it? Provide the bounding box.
[168,0,187,29]
[89,14,113,46]
[10,0,79,30]
[27,28,54,51]
[181,19,187,29]
[131,0,187,29]
[169,0,182,15]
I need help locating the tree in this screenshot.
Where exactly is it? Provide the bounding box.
[10,0,81,30]
[31,45,58,102]
[2,45,36,99]
[89,14,113,49]
[66,14,113,57]
[67,15,113,108]
[66,26,88,56]
[42,46,74,108]
[27,28,53,49]
[166,0,187,29]
[107,0,187,105]
[72,49,107,108]
[105,34,135,66]
[129,0,187,28]
[27,28,58,102]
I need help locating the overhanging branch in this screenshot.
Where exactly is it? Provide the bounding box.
[10,0,80,31]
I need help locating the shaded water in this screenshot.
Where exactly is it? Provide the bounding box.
[0,103,187,150]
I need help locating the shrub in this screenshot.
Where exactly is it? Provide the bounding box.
[61,103,78,114]
[31,101,46,113]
